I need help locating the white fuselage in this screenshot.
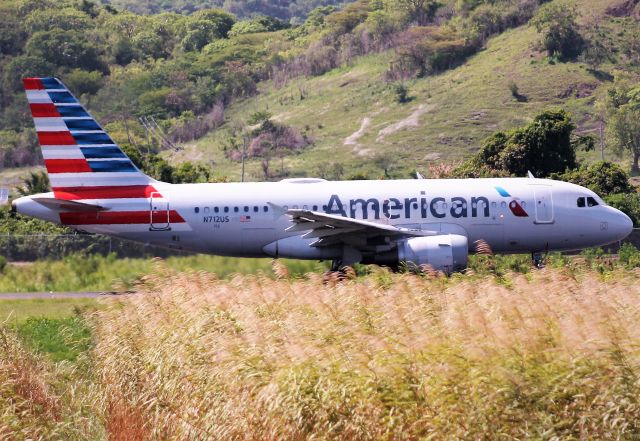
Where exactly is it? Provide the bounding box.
[13,177,633,263]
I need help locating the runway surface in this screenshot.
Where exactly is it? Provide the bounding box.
[0,292,124,300]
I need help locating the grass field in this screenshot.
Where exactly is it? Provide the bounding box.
[0,253,327,292]
[2,254,640,439]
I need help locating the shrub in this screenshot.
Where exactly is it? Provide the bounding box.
[552,161,633,196]
[531,3,584,60]
[392,83,410,103]
[604,193,640,226]
[471,109,577,177]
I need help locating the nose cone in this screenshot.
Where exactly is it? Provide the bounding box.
[611,208,633,241]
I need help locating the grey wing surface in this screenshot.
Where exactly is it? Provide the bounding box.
[285,209,430,250]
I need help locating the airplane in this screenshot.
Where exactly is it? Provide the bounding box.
[11,77,634,273]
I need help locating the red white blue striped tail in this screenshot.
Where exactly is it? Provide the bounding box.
[23,77,158,201]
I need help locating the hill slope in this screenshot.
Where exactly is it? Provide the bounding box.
[177,0,639,181]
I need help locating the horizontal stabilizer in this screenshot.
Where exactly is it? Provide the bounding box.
[32,197,109,212]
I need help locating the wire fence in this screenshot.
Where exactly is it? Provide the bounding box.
[0,234,194,261]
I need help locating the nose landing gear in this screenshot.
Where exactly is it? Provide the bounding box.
[531,250,549,268]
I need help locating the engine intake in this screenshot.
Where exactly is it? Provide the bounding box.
[398,234,468,273]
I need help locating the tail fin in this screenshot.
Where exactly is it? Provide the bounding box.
[23,77,157,201]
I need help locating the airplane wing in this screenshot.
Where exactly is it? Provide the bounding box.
[285,209,431,248]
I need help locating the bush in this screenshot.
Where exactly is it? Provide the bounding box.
[531,3,584,60]
[604,193,640,226]
[618,243,640,268]
[471,109,577,177]
[392,83,410,103]
[552,161,634,196]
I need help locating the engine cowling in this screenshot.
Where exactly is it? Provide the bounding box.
[398,234,468,273]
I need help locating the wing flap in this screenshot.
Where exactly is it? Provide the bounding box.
[286,209,423,249]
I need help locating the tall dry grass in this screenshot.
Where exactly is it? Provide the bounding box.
[88,264,640,440]
[0,325,105,440]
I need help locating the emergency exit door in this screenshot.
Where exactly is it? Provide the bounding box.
[533,186,554,224]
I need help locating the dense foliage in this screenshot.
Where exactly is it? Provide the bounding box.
[551,161,634,196]
[551,161,640,224]
[106,0,349,22]
[0,0,546,176]
[458,109,580,177]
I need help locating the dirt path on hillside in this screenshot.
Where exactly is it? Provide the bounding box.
[376,104,434,142]
[344,117,372,145]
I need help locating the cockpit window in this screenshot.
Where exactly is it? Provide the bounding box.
[577,196,599,207]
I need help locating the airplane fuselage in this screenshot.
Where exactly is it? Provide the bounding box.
[14,177,633,266]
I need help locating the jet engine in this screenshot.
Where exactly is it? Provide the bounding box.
[398,234,468,273]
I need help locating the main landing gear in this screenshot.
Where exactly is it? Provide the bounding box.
[323,259,356,283]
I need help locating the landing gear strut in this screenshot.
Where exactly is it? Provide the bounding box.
[330,259,343,272]
[532,251,547,268]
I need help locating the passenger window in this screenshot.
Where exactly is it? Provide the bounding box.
[194,207,200,214]
[234,207,239,213]
[214,207,219,213]
[491,202,497,209]
[244,206,249,212]
[313,205,318,211]
[577,197,586,208]
[587,197,599,207]
[224,207,229,213]
[263,206,268,212]
[204,207,210,214]
[254,206,259,213]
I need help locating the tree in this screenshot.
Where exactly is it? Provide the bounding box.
[552,161,633,196]
[65,69,103,96]
[530,3,584,60]
[179,9,235,51]
[604,193,640,226]
[393,0,440,26]
[25,29,105,72]
[25,7,92,33]
[606,85,640,173]
[582,37,610,72]
[472,109,578,177]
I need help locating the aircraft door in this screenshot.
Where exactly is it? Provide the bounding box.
[150,192,170,231]
[533,186,554,224]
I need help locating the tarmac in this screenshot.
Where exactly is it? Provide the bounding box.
[0,292,124,300]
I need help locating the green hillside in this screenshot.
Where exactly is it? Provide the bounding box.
[179,0,640,181]
[105,0,348,21]
[0,0,638,190]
